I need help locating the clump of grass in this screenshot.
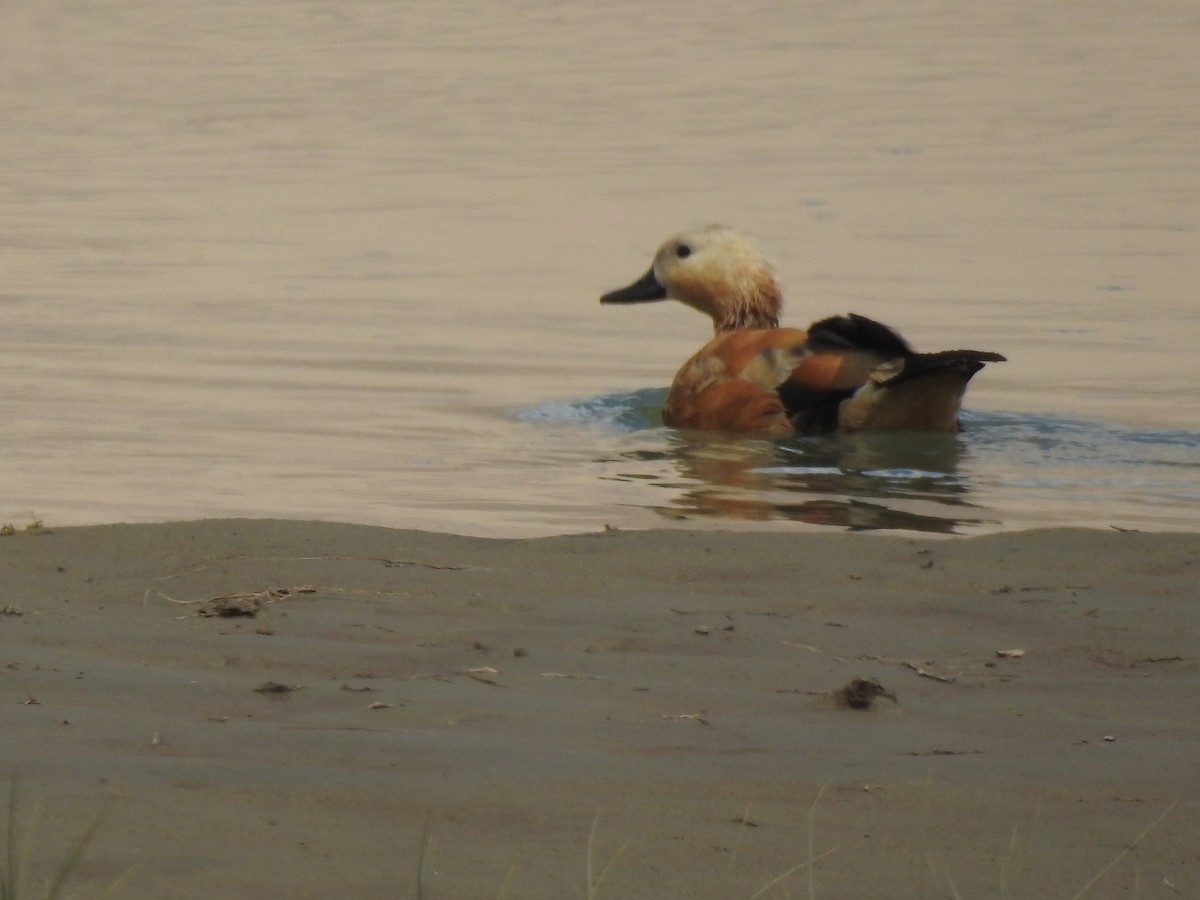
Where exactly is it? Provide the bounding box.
[0,520,46,538]
[414,789,1177,899]
[926,796,1179,900]
[1,779,127,900]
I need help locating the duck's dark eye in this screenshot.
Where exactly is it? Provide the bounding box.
[675,243,692,259]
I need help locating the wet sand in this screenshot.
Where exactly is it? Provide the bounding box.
[2,520,1197,898]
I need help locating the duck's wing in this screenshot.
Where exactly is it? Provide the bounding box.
[789,314,1006,433]
[774,315,907,433]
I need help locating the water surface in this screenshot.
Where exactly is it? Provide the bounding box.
[3,0,1197,536]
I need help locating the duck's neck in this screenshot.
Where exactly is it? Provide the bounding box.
[712,282,782,334]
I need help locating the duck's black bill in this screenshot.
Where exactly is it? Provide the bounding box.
[600,267,667,304]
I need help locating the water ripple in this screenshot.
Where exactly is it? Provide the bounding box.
[517,393,1200,534]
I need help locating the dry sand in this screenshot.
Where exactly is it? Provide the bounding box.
[2,520,1197,898]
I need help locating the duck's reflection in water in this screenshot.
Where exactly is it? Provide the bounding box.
[628,430,994,533]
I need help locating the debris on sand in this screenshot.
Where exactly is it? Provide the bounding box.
[834,677,898,710]
[193,586,318,618]
[254,681,301,694]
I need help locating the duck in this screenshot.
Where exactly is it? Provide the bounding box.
[599,225,1005,435]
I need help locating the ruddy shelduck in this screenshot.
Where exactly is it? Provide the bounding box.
[600,226,1005,435]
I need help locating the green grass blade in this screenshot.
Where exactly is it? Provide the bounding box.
[806,784,827,900]
[42,805,108,900]
[416,807,434,900]
[747,846,839,900]
[725,802,753,875]
[1071,799,1178,900]
[2,779,18,900]
[585,811,628,900]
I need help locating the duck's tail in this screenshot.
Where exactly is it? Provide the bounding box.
[802,315,1006,433]
[878,348,1008,387]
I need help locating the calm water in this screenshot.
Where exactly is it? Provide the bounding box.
[3,0,1197,537]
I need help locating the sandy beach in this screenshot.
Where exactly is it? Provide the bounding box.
[2,520,1196,898]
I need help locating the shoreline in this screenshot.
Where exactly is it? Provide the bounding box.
[3,520,1197,898]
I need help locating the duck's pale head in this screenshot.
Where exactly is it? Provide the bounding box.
[600,226,783,333]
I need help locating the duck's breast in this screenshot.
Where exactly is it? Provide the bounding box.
[662,328,808,434]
